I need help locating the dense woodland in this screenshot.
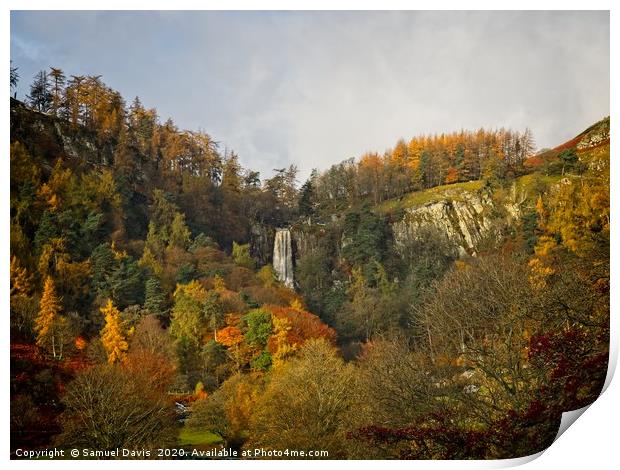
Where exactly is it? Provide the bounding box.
[10,66,610,459]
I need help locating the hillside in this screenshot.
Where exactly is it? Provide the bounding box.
[10,76,609,460]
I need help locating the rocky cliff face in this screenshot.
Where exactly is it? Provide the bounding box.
[291,225,321,260]
[287,185,526,269]
[250,224,275,265]
[10,98,112,166]
[392,186,524,257]
[576,116,610,150]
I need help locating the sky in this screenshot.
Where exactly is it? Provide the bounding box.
[10,10,610,182]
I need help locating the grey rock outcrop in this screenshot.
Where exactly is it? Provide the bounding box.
[392,187,523,257]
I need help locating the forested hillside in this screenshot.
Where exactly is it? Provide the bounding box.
[10,68,609,459]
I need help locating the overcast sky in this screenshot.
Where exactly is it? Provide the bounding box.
[10,11,609,181]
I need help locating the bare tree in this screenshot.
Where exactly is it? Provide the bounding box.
[57,363,177,450]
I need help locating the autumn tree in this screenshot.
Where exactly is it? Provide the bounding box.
[217,325,244,371]
[49,67,66,116]
[232,242,255,270]
[444,166,459,184]
[254,265,275,288]
[10,256,36,335]
[267,315,295,367]
[353,339,441,430]
[100,299,129,363]
[58,363,177,450]
[169,212,192,249]
[35,277,66,359]
[126,315,178,391]
[248,339,355,457]
[337,267,383,342]
[169,280,208,346]
[186,373,262,451]
[221,151,243,193]
[266,304,336,353]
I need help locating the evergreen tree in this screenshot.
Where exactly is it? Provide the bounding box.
[144,277,167,319]
[90,243,116,298]
[108,258,145,308]
[243,309,272,347]
[10,61,19,93]
[169,212,192,249]
[176,263,198,284]
[298,171,317,218]
[559,149,579,175]
[27,70,52,113]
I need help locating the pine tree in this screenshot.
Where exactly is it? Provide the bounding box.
[298,172,316,218]
[27,71,52,113]
[100,299,128,363]
[35,277,62,358]
[49,67,66,116]
[144,277,167,318]
[10,61,19,93]
[90,243,116,298]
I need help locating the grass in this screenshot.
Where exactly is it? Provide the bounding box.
[376,180,484,214]
[375,171,572,216]
[178,428,223,447]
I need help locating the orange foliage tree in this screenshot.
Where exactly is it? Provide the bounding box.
[264,305,337,357]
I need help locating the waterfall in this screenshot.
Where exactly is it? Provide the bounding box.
[273,228,294,288]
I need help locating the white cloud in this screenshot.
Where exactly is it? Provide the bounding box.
[11,11,609,182]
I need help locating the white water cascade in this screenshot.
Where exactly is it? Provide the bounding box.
[273,228,294,288]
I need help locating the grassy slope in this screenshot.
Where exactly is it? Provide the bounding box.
[178,428,223,447]
[375,180,485,214]
[374,174,564,215]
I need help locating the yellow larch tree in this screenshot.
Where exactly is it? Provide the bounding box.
[10,255,32,297]
[100,299,129,364]
[35,276,63,358]
[269,315,296,368]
